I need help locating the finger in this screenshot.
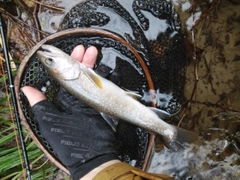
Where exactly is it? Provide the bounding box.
[82,46,98,69]
[70,45,85,63]
[21,86,46,107]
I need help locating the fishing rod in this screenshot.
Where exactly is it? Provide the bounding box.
[0,13,32,180]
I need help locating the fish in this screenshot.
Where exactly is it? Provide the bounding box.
[37,44,197,151]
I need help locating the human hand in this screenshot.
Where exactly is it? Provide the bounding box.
[22,45,119,180]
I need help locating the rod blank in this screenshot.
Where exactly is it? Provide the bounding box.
[0,13,32,180]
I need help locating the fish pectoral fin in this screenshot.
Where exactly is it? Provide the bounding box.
[149,107,172,120]
[100,113,119,132]
[81,65,103,89]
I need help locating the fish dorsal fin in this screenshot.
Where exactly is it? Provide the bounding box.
[126,91,142,101]
[81,65,103,89]
[149,107,172,120]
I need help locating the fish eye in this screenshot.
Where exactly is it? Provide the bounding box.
[45,58,53,65]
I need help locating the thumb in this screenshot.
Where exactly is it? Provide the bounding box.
[21,86,46,107]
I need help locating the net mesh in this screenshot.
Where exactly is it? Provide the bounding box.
[18,0,187,170]
[19,34,150,168]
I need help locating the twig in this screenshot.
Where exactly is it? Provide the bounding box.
[193,0,219,27]
[30,0,65,11]
[191,100,239,112]
[178,0,220,126]
[203,56,217,95]
[178,12,199,127]
[33,0,41,41]
[0,34,16,69]
[0,8,50,36]
[16,23,37,47]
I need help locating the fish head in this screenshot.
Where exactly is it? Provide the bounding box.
[37,45,80,80]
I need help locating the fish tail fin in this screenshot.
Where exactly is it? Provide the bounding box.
[164,125,198,151]
[174,126,198,144]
